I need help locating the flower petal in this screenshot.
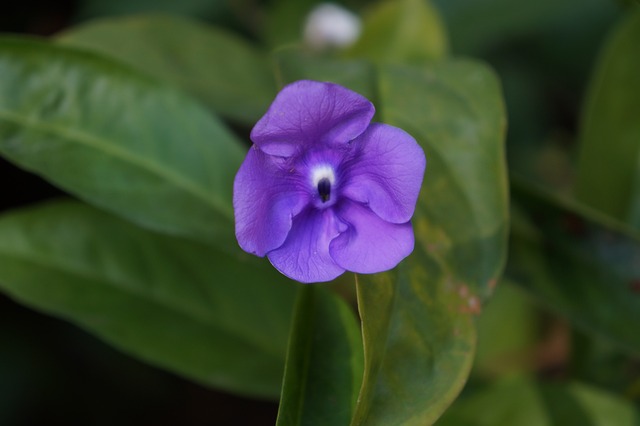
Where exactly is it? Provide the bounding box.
[342,123,426,223]
[234,146,308,256]
[330,201,414,274]
[267,208,345,283]
[251,80,375,157]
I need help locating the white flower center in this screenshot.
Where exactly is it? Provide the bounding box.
[311,165,336,204]
[311,164,336,188]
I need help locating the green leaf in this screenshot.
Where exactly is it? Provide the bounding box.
[274,53,508,424]
[57,15,277,124]
[508,176,640,353]
[570,329,640,398]
[274,48,377,99]
[432,0,618,55]
[0,37,243,248]
[377,61,509,301]
[264,0,318,49]
[352,61,508,425]
[436,376,550,426]
[276,286,364,426]
[563,381,640,425]
[472,280,539,378]
[575,10,640,228]
[346,0,448,63]
[436,376,640,425]
[0,201,297,399]
[354,267,476,426]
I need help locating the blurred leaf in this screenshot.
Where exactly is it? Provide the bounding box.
[508,176,640,353]
[570,330,640,398]
[436,376,639,425]
[346,0,448,63]
[436,376,549,425]
[319,60,501,425]
[565,381,640,424]
[575,10,640,228]
[0,201,297,398]
[274,48,376,98]
[473,281,539,378]
[276,286,363,426]
[432,0,617,54]
[472,0,619,191]
[57,15,276,124]
[264,0,318,48]
[0,37,243,248]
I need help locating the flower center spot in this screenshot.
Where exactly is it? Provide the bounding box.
[317,178,331,203]
[311,165,336,204]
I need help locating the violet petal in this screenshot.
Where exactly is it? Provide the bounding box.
[234,147,308,256]
[342,123,426,224]
[267,208,345,283]
[250,80,375,157]
[330,201,414,273]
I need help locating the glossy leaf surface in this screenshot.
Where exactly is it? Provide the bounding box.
[351,61,508,426]
[0,37,242,248]
[0,201,297,399]
[57,15,276,124]
[276,286,363,426]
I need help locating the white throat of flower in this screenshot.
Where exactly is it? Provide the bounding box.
[311,165,336,188]
[311,164,336,204]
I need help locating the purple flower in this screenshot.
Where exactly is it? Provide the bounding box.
[233,80,426,283]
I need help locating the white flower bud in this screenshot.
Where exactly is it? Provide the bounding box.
[303,3,361,50]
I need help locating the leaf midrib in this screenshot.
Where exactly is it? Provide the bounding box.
[0,109,234,219]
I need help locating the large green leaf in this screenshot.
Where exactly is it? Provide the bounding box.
[273,53,508,424]
[436,376,640,425]
[378,61,509,300]
[351,61,508,425]
[354,266,477,426]
[276,286,363,426]
[346,0,448,63]
[0,201,297,399]
[508,177,640,353]
[271,51,506,424]
[57,15,276,124]
[575,10,640,228]
[0,37,243,248]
